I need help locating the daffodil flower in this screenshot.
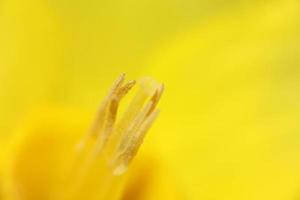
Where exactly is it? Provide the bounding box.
[1,75,164,200]
[1,0,300,199]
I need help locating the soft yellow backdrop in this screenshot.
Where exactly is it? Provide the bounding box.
[1,0,300,199]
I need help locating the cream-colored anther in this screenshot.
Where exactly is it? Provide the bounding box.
[115,101,153,154]
[61,75,163,200]
[112,109,160,175]
[147,84,164,116]
[94,80,136,154]
[76,75,163,176]
[76,74,127,152]
[111,83,163,175]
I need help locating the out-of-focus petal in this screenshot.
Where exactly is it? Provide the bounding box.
[2,106,91,200]
[145,1,300,199]
[0,0,262,137]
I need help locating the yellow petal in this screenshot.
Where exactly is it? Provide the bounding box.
[146,1,300,199]
[2,76,167,200]
[2,106,91,200]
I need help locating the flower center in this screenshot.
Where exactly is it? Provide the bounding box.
[60,74,163,200]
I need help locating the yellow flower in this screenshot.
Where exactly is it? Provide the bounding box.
[1,0,300,199]
[1,75,166,200]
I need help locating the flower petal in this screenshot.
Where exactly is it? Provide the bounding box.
[146,1,300,199]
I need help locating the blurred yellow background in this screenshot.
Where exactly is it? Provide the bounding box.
[1,0,300,199]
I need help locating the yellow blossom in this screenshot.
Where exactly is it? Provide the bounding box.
[1,0,300,199]
[2,75,166,200]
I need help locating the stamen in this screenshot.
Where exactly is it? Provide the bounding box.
[76,74,126,151]
[93,98,118,154]
[115,101,154,155]
[75,74,163,177]
[61,74,163,200]
[112,109,160,175]
[116,80,136,99]
[94,80,136,154]
[90,73,126,139]
[147,84,164,116]
[110,82,163,175]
